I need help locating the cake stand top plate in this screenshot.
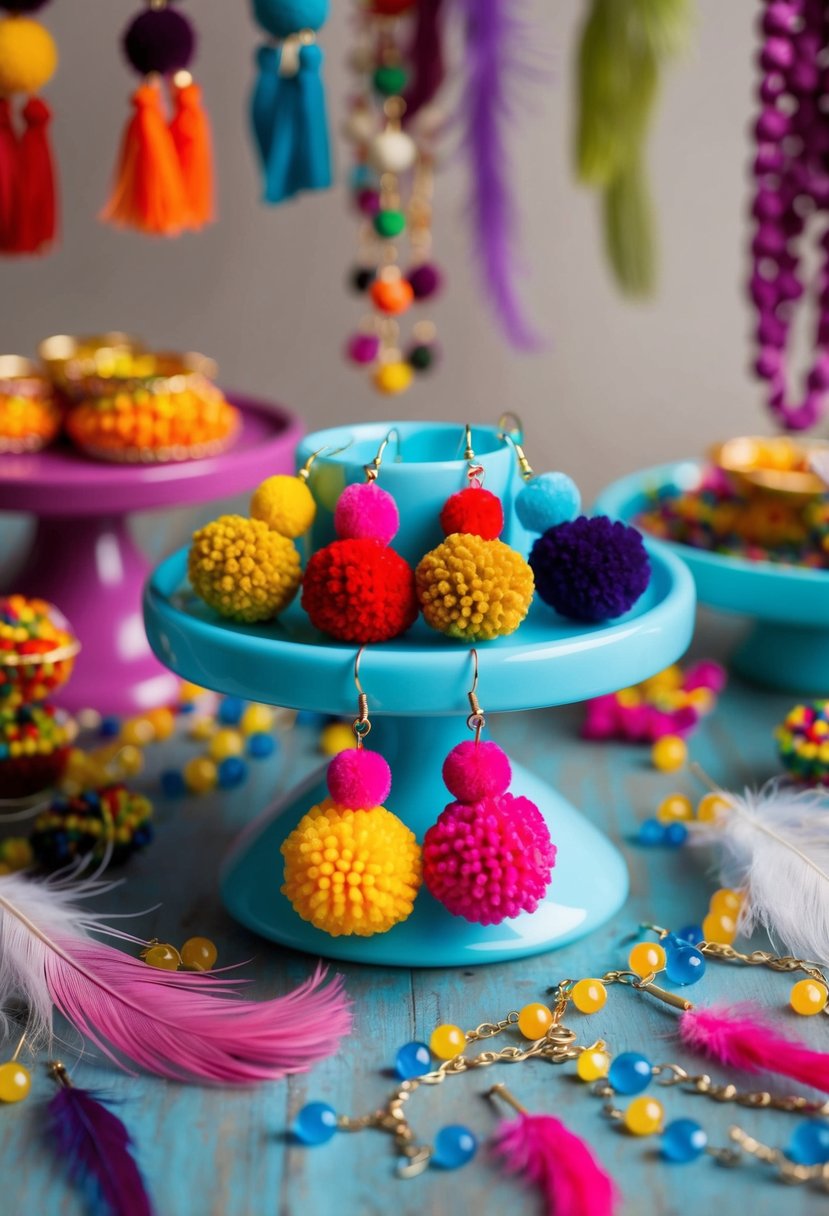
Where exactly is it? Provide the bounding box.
[0,394,302,517]
[143,541,695,716]
[595,460,829,626]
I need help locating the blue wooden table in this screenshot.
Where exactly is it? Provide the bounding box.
[2,610,824,1215]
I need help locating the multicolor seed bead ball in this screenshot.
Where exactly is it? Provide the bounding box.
[0,703,70,798]
[0,595,77,707]
[30,784,153,869]
[777,701,829,784]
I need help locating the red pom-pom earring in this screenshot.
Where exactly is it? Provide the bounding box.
[301,429,419,643]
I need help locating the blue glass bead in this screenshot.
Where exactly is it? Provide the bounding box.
[664,822,688,848]
[218,756,247,789]
[218,696,244,726]
[664,945,706,986]
[178,701,195,715]
[99,715,121,738]
[677,924,704,946]
[296,709,326,728]
[395,1041,431,1080]
[293,1101,338,1146]
[662,1118,708,1163]
[432,1124,478,1169]
[248,732,276,759]
[608,1052,653,1095]
[787,1120,829,1166]
[160,770,186,797]
[638,818,665,846]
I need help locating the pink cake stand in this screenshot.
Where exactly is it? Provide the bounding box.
[0,395,302,716]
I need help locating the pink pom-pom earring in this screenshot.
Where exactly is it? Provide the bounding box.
[422,649,557,925]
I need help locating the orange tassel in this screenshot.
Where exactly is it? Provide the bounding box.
[170,76,214,229]
[101,80,187,236]
[16,97,57,254]
[0,98,19,252]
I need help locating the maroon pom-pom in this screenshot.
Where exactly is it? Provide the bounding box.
[123,7,195,76]
[301,538,418,643]
[327,748,392,808]
[408,262,443,299]
[439,487,504,540]
[442,740,511,801]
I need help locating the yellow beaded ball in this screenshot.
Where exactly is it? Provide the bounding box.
[517,1003,554,1040]
[624,1096,663,1136]
[571,978,607,1014]
[576,1049,610,1082]
[281,800,421,937]
[430,1023,466,1059]
[0,18,58,95]
[0,1061,31,1104]
[189,515,301,623]
[250,474,316,540]
[790,978,828,1016]
[416,535,534,641]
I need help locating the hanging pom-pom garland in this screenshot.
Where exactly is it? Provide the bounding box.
[343,0,442,394]
[102,1,215,236]
[0,0,58,255]
[249,0,332,205]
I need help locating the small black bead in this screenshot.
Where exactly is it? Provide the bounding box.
[408,344,434,372]
[349,267,377,294]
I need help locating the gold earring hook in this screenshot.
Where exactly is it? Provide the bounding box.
[497,411,524,441]
[364,428,401,482]
[462,425,485,489]
[467,648,485,743]
[299,440,354,482]
[486,1083,528,1115]
[499,430,534,482]
[353,646,371,747]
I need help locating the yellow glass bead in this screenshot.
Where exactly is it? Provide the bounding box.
[241,704,274,736]
[0,1062,31,1103]
[790,978,829,1016]
[120,717,156,747]
[209,729,244,762]
[517,1003,554,1040]
[430,1023,466,1060]
[702,911,737,945]
[146,707,176,741]
[373,361,415,395]
[143,943,181,971]
[709,888,743,917]
[656,794,693,824]
[320,723,355,757]
[116,744,144,777]
[651,735,688,772]
[697,793,730,823]
[576,1049,610,1082]
[628,942,667,978]
[183,756,218,793]
[571,979,607,1014]
[180,681,206,703]
[624,1096,664,1136]
[180,936,218,971]
[616,688,641,708]
[189,718,216,742]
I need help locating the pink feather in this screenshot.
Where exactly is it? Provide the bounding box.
[680,1004,829,1093]
[491,1111,618,1216]
[0,872,351,1085]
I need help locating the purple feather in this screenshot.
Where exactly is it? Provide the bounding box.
[47,1083,155,1216]
[403,0,446,121]
[459,0,542,350]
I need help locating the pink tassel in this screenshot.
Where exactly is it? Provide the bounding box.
[680,1004,829,1093]
[491,1095,618,1216]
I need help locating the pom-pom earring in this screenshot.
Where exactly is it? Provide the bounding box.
[0,0,58,254]
[249,0,332,205]
[415,426,534,640]
[281,647,421,936]
[529,515,652,624]
[301,430,419,643]
[422,650,556,924]
[102,0,214,236]
[498,412,582,533]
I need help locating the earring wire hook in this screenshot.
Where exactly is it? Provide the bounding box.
[364,427,402,482]
[353,645,371,747]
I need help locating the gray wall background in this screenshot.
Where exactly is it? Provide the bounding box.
[3,0,763,524]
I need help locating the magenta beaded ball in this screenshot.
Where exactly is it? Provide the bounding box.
[442,740,511,802]
[327,747,392,809]
[422,794,557,925]
[334,481,400,545]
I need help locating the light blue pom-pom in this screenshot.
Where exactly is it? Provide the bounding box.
[515,472,581,534]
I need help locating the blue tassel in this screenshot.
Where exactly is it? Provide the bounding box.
[250,45,283,169]
[293,42,332,194]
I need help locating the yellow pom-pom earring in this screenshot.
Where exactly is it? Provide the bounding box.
[249,442,351,540]
[0,1,59,255]
[281,646,421,937]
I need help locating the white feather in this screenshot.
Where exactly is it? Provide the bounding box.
[688,780,829,963]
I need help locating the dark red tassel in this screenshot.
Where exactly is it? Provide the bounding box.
[0,98,19,253]
[404,0,446,122]
[16,97,57,253]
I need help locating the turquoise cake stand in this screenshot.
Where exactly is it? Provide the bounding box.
[144,543,695,968]
[595,460,829,695]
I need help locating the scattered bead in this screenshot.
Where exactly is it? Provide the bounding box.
[790,978,829,1016]
[637,817,665,845]
[664,944,706,986]
[651,735,688,772]
[697,792,729,822]
[248,732,276,759]
[160,769,186,797]
[432,1124,477,1169]
[180,936,218,971]
[608,1052,653,1096]
[787,1119,829,1166]
[628,942,667,977]
[293,1101,338,1146]
[217,696,244,726]
[320,723,355,757]
[662,1117,708,1163]
[99,715,121,738]
[209,729,244,762]
[120,717,155,747]
[0,1062,31,1103]
[218,756,247,789]
[143,943,181,971]
[624,1096,664,1136]
[709,888,743,917]
[664,822,688,848]
[240,704,274,736]
[117,744,144,777]
[395,1041,431,1080]
[701,911,737,945]
[145,706,176,741]
[657,794,693,823]
[576,1049,610,1082]
[189,718,216,742]
[183,756,218,794]
[571,979,607,1015]
[676,924,704,946]
[430,1024,466,1060]
[517,1003,554,1040]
